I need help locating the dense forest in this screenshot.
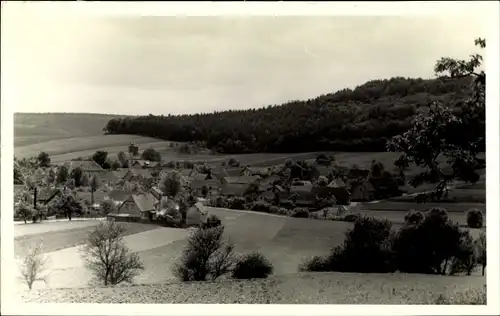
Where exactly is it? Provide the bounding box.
[103,76,477,154]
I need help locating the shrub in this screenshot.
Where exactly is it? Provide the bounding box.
[450,231,477,275]
[404,209,424,226]
[268,206,279,214]
[173,226,236,282]
[466,209,484,228]
[202,214,222,229]
[252,200,272,213]
[343,213,360,222]
[291,208,309,218]
[232,252,273,279]
[277,208,290,216]
[308,211,324,220]
[212,196,229,208]
[393,208,463,274]
[298,255,330,272]
[228,158,240,167]
[474,232,486,276]
[227,197,246,210]
[327,216,396,273]
[81,221,144,286]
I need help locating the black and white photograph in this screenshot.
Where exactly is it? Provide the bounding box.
[1,1,499,315]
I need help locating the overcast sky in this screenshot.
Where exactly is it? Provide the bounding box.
[3,10,489,115]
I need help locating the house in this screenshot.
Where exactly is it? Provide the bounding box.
[327,178,347,188]
[112,170,129,180]
[37,188,62,205]
[259,175,281,186]
[85,170,118,185]
[240,166,270,177]
[222,176,260,185]
[191,173,210,181]
[130,160,158,169]
[186,202,208,226]
[128,143,139,156]
[107,190,132,208]
[350,180,375,201]
[67,160,104,172]
[75,190,108,207]
[150,186,163,201]
[348,168,371,180]
[221,183,248,197]
[290,180,313,193]
[190,179,221,197]
[210,166,230,182]
[114,193,156,220]
[123,169,153,182]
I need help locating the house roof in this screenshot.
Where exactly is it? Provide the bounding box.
[328,178,346,188]
[132,193,156,212]
[223,176,259,185]
[191,202,208,215]
[37,188,61,201]
[190,179,221,190]
[68,160,104,171]
[150,186,163,200]
[75,190,108,204]
[128,169,153,178]
[348,168,371,179]
[242,167,270,176]
[108,190,132,201]
[224,168,242,177]
[290,181,313,193]
[351,180,375,192]
[192,174,209,181]
[221,183,247,196]
[112,170,129,179]
[86,171,118,183]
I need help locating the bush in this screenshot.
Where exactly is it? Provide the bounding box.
[450,231,477,275]
[404,209,424,226]
[232,252,273,279]
[393,208,463,274]
[211,196,229,208]
[308,211,325,220]
[298,255,330,272]
[277,207,290,216]
[252,200,272,213]
[173,226,236,282]
[343,213,360,222]
[81,221,144,286]
[202,214,222,229]
[474,232,486,276]
[327,216,396,273]
[291,208,309,218]
[227,197,246,210]
[268,206,279,214]
[466,209,484,228]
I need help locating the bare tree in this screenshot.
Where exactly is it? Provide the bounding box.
[19,242,49,290]
[81,221,144,286]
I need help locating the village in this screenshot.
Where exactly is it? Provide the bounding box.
[14,142,407,227]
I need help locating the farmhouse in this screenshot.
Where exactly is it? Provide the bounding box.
[190,179,221,197]
[37,188,62,205]
[222,176,260,185]
[328,178,347,188]
[290,180,314,193]
[348,168,371,180]
[186,202,208,226]
[209,166,230,182]
[75,190,108,207]
[130,160,159,169]
[123,169,153,182]
[66,160,104,172]
[221,183,248,197]
[240,166,270,177]
[128,142,139,156]
[350,180,375,201]
[85,170,118,185]
[114,193,156,220]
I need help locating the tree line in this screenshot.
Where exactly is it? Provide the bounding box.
[103,76,476,154]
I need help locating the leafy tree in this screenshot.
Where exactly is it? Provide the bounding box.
[37,152,51,167]
[81,221,144,286]
[466,209,484,228]
[45,168,56,185]
[56,166,69,184]
[201,185,209,198]
[111,160,121,170]
[81,173,90,187]
[90,174,101,205]
[49,192,83,221]
[71,167,84,187]
[100,200,116,215]
[159,171,183,198]
[14,161,25,184]
[117,151,128,168]
[450,231,477,276]
[92,151,108,168]
[15,202,34,224]
[387,38,485,199]
[141,148,162,162]
[173,225,235,281]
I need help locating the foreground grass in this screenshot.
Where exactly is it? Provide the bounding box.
[19,272,486,304]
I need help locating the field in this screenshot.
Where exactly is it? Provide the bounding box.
[19,272,486,304]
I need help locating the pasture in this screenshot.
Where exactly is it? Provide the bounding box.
[14,207,485,293]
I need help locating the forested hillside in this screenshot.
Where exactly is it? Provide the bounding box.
[103,76,475,154]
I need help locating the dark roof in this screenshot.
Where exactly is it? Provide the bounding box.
[112,170,129,179]
[348,168,371,179]
[190,179,221,190]
[221,183,247,196]
[223,176,259,185]
[86,171,118,183]
[108,190,132,201]
[290,181,313,193]
[351,180,375,192]
[150,186,162,201]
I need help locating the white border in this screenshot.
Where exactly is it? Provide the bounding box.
[1,1,499,316]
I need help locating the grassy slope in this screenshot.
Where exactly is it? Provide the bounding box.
[19,272,486,304]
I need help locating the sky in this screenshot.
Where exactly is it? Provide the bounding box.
[2,7,490,116]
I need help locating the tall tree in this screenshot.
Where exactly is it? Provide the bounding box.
[37,152,51,168]
[71,167,84,187]
[90,174,101,205]
[56,166,69,185]
[387,38,485,199]
[92,151,109,168]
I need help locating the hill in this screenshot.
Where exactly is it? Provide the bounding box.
[102,76,478,154]
[14,112,130,147]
